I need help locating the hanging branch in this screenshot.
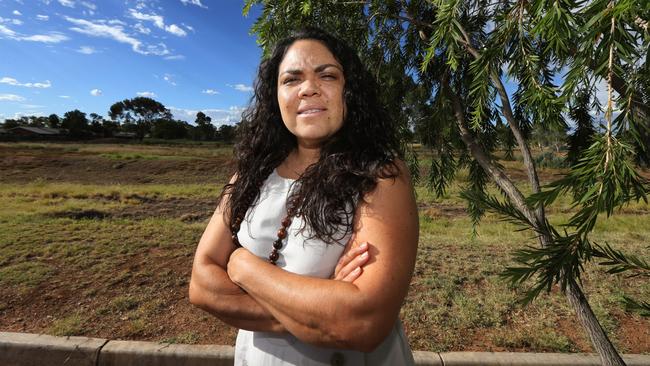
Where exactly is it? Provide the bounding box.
[455,22,547,230]
[440,75,539,226]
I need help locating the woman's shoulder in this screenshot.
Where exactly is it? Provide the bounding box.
[362,158,415,204]
[375,158,413,185]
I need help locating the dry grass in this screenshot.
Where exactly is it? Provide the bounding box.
[0,141,648,353]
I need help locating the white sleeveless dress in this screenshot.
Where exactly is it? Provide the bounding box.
[234,169,415,366]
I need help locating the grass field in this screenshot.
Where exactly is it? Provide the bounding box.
[0,141,648,353]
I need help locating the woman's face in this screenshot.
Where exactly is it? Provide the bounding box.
[277,39,346,148]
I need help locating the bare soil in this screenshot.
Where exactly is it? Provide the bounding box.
[1,142,648,353]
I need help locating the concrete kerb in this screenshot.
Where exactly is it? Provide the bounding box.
[2,332,650,366]
[0,332,107,366]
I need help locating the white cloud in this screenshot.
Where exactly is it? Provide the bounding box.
[13,10,22,16]
[133,23,150,34]
[22,32,68,43]
[164,54,184,60]
[0,77,52,88]
[0,94,26,102]
[0,20,69,43]
[36,15,50,21]
[107,19,126,26]
[128,9,163,29]
[165,24,186,37]
[202,89,219,95]
[90,88,102,96]
[80,1,96,10]
[59,95,71,98]
[66,16,169,56]
[0,17,23,25]
[228,83,253,92]
[0,25,18,37]
[59,0,75,7]
[77,45,96,54]
[4,111,45,120]
[163,74,176,86]
[182,23,194,32]
[128,9,187,37]
[170,106,244,125]
[136,91,156,98]
[180,0,207,9]
[21,104,45,109]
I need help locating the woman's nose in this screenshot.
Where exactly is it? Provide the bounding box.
[299,78,320,98]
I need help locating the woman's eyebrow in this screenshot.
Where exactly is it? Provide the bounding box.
[280,63,342,76]
[314,63,342,73]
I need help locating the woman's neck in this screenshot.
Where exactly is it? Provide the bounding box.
[281,146,320,178]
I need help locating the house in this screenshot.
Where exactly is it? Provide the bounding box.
[8,126,63,139]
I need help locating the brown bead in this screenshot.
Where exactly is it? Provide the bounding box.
[269,251,279,262]
[281,217,291,227]
[273,240,283,250]
[277,227,287,239]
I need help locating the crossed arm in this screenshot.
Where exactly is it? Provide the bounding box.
[189,161,418,351]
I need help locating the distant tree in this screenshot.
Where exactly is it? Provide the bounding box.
[215,124,237,143]
[3,119,20,129]
[531,123,567,153]
[151,119,190,139]
[567,90,598,165]
[101,120,120,138]
[109,97,171,140]
[47,114,60,129]
[27,116,48,127]
[61,109,89,138]
[496,119,517,160]
[88,113,104,137]
[194,111,216,141]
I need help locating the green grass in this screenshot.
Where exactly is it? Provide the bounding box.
[46,314,86,336]
[0,141,648,352]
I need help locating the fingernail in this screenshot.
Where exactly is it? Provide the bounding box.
[354,267,361,273]
[360,242,368,249]
[361,252,369,259]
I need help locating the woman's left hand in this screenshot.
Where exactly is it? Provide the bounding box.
[332,242,370,282]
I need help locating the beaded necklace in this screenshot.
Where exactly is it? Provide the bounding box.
[230,184,299,265]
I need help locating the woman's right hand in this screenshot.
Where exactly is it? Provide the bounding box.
[332,242,370,282]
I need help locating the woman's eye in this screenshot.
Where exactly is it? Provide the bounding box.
[321,74,336,80]
[283,78,298,84]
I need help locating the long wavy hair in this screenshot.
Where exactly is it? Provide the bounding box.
[222,27,401,244]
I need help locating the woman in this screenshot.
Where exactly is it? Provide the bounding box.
[189,27,418,365]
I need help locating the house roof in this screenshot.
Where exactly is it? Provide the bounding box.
[10,126,62,135]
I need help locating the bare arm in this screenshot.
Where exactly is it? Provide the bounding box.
[227,161,418,351]
[188,176,285,332]
[188,177,370,332]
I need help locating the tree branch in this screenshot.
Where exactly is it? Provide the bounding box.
[441,76,540,227]
[456,22,546,224]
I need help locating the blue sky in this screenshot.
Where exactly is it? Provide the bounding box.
[0,0,262,126]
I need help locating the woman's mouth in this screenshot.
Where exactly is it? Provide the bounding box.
[298,108,326,115]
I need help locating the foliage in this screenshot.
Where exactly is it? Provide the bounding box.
[47,114,60,129]
[245,0,650,362]
[151,119,190,140]
[62,109,90,138]
[108,97,172,140]
[193,112,216,141]
[215,124,237,142]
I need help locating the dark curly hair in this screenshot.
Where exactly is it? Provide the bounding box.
[222,27,401,244]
